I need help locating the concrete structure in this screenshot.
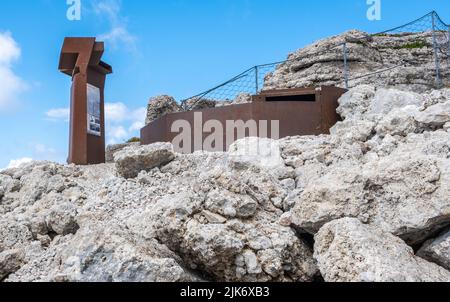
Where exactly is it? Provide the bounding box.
[58,37,112,165]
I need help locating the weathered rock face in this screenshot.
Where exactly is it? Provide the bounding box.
[183,98,217,110]
[232,93,252,105]
[228,137,291,179]
[0,249,24,281]
[145,95,181,125]
[114,143,175,179]
[314,218,450,282]
[134,162,318,282]
[1,83,450,282]
[284,86,450,246]
[264,30,449,93]
[7,223,198,282]
[418,229,450,271]
[106,142,139,163]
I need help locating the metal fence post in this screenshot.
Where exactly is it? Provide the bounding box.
[448,25,450,60]
[255,66,259,94]
[431,12,442,88]
[343,42,349,89]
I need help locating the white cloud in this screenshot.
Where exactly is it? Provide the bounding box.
[129,120,144,133]
[105,102,145,144]
[93,0,121,21]
[92,0,137,52]
[105,102,128,122]
[6,157,33,169]
[99,26,137,51]
[105,102,146,125]
[0,31,27,112]
[0,31,20,65]
[45,108,70,121]
[44,102,146,145]
[108,125,128,144]
[1,143,61,171]
[34,143,57,155]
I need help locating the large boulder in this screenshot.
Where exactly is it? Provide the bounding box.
[145,95,181,125]
[114,143,176,179]
[7,223,198,282]
[283,85,450,246]
[418,229,450,271]
[130,161,318,282]
[415,100,450,127]
[314,218,450,282]
[106,142,139,163]
[368,88,425,115]
[286,146,450,245]
[0,220,33,253]
[0,249,24,281]
[228,137,290,178]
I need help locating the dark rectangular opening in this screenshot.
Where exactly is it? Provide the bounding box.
[266,94,316,102]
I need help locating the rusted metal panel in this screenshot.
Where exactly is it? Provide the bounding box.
[59,37,112,165]
[141,86,347,153]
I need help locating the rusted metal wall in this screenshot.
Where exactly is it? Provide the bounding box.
[141,86,347,153]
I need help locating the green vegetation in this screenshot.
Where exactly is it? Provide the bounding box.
[372,33,410,38]
[393,40,429,50]
[127,137,141,143]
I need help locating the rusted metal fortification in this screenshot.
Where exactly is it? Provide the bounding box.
[141,86,347,152]
[58,38,112,165]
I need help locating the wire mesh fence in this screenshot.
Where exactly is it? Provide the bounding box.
[181,11,449,110]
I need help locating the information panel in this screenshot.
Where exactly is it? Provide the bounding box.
[87,84,101,137]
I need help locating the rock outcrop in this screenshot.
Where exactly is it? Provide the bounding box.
[264,30,449,92]
[145,95,181,125]
[3,27,450,282]
[106,142,139,163]
[2,84,450,282]
[144,30,449,126]
[183,98,217,111]
[114,143,175,179]
[314,218,450,282]
[283,86,450,246]
[418,229,450,271]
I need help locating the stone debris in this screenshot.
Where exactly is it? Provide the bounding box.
[145,95,181,125]
[418,229,450,271]
[114,143,176,179]
[1,30,450,282]
[314,218,450,282]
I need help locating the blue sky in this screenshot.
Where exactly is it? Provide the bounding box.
[0,0,449,168]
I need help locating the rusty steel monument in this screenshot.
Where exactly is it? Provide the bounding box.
[58,37,112,165]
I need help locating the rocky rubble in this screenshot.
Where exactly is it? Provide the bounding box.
[1,83,450,282]
[106,142,140,163]
[281,86,450,247]
[114,143,175,179]
[418,229,450,271]
[314,218,450,282]
[145,95,181,125]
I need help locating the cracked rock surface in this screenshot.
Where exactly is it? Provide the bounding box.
[2,84,450,282]
[2,29,450,281]
[314,218,450,282]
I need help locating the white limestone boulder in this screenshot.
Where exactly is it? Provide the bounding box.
[314,218,450,282]
[114,143,176,179]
